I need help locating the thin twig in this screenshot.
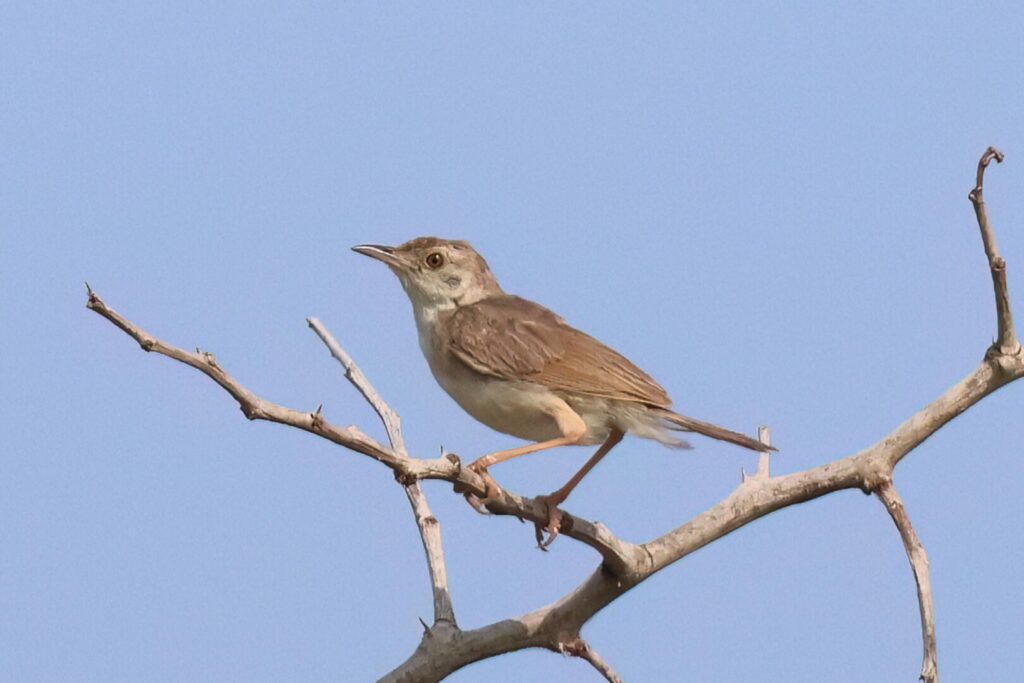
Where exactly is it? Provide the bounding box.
[308,317,407,456]
[403,485,456,625]
[84,289,398,465]
[306,318,455,626]
[561,637,623,683]
[876,480,939,683]
[968,146,1018,356]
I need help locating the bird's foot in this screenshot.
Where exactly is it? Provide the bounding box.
[533,494,566,550]
[463,490,493,515]
[463,460,503,515]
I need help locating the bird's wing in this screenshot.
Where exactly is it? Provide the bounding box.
[442,296,672,408]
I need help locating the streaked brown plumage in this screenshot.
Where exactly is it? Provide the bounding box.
[353,236,772,546]
[445,295,671,406]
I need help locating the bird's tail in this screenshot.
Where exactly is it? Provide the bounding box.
[660,410,774,452]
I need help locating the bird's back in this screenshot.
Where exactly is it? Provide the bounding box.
[442,295,673,409]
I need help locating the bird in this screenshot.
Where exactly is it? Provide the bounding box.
[353,237,772,546]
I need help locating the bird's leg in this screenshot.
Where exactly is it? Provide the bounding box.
[464,435,582,510]
[535,428,624,549]
[465,406,589,513]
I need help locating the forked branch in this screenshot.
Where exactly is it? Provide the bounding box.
[560,637,624,683]
[307,318,454,627]
[308,318,407,456]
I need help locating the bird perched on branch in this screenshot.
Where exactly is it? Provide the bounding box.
[354,237,772,547]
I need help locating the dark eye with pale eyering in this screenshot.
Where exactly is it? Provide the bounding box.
[425,252,444,269]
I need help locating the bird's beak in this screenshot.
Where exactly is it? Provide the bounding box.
[351,244,405,269]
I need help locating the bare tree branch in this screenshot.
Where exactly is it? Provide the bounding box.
[560,637,623,683]
[379,347,1022,681]
[379,568,626,682]
[87,149,1021,681]
[876,480,938,683]
[307,317,407,456]
[969,146,1018,357]
[402,485,456,627]
[84,285,397,465]
[644,361,1021,573]
[307,318,455,627]
[85,287,643,577]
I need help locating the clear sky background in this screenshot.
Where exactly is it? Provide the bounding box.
[3,3,1023,681]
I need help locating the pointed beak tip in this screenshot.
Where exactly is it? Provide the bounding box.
[351,244,401,267]
[351,243,387,255]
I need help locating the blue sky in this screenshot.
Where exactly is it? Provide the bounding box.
[2,2,1023,681]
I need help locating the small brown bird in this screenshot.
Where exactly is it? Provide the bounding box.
[354,237,771,546]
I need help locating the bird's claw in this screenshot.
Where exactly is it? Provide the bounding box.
[462,462,564,548]
[463,463,503,515]
[533,495,564,550]
[463,491,493,515]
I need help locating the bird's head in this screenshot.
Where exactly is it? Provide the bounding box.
[352,237,503,310]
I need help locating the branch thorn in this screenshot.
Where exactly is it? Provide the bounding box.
[756,426,772,479]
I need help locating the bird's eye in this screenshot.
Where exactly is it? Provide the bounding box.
[425,252,444,269]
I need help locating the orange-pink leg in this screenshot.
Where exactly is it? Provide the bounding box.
[536,428,624,549]
[464,404,588,511]
[464,435,583,513]
[469,435,583,471]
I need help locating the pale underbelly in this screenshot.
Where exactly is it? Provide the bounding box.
[438,369,567,442]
